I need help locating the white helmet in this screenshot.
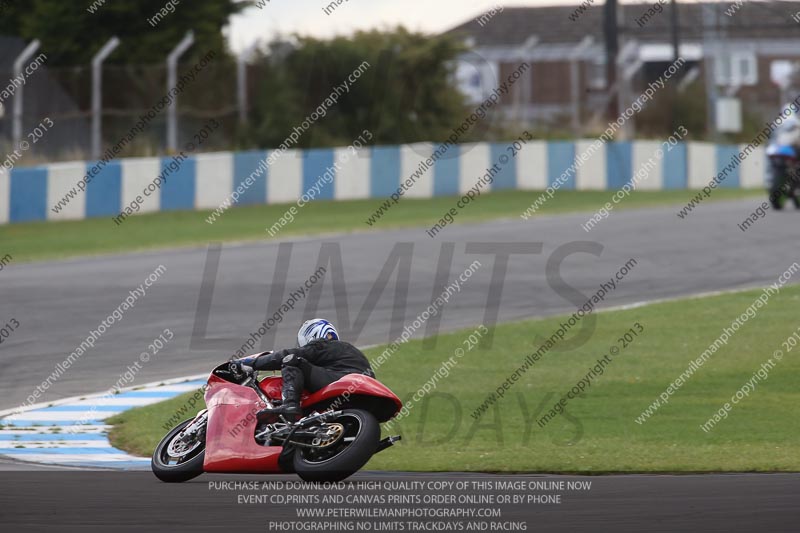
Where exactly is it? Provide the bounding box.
[297,318,339,347]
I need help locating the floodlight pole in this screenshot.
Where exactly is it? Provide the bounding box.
[91,36,120,160]
[167,31,194,152]
[12,39,41,146]
[237,44,257,126]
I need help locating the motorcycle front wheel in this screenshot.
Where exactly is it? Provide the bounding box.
[151,417,206,483]
[293,409,380,482]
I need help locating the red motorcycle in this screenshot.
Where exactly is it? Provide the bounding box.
[151,359,402,483]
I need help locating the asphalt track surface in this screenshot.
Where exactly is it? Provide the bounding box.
[1,197,797,411]
[1,470,798,532]
[1,196,799,531]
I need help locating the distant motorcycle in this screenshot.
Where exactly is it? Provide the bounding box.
[766,120,800,210]
[151,359,402,483]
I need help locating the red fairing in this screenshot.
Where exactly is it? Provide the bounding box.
[201,371,401,474]
[259,373,402,414]
[258,376,285,401]
[202,373,283,473]
[304,374,402,412]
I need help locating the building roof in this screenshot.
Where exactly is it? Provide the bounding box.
[446,1,800,47]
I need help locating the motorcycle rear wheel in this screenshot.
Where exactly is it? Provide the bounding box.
[770,190,787,210]
[151,418,206,483]
[293,409,380,482]
[769,162,789,210]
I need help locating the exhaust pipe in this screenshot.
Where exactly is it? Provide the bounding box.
[375,435,401,454]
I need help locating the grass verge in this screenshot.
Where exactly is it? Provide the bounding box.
[108,282,800,472]
[1,189,760,263]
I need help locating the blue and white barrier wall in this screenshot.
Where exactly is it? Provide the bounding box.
[0,141,766,224]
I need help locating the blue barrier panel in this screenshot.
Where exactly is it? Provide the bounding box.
[86,161,121,217]
[433,144,460,196]
[370,146,401,197]
[547,141,576,189]
[716,144,741,188]
[606,141,632,189]
[10,167,47,222]
[302,148,335,200]
[663,142,688,189]
[232,150,268,204]
[160,156,196,211]
[490,143,517,189]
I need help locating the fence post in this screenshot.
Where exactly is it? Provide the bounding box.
[91,36,120,160]
[237,44,258,126]
[12,39,41,146]
[166,31,194,152]
[513,36,537,126]
[570,37,594,136]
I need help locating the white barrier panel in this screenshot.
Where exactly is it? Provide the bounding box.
[687,142,716,189]
[739,144,765,188]
[401,143,435,199]
[333,147,370,200]
[575,139,606,190]
[632,141,664,191]
[194,153,233,209]
[46,162,87,221]
[121,157,161,214]
[0,167,8,225]
[267,149,302,204]
[458,143,491,193]
[516,141,547,190]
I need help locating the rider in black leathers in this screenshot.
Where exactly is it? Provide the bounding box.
[237,319,373,421]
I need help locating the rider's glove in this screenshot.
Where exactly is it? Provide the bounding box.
[236,355,260,367]
[231,353,264,376]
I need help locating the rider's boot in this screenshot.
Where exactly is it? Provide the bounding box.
[257,364,303,423]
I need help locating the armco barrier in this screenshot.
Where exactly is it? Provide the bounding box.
[0,141,766,224]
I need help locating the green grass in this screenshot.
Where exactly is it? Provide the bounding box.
[1,189,760,263]
[107,395,200,457]
[108,282,800,472]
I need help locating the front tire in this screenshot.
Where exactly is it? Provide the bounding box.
[151,418,205,483]
[293,409,379,482]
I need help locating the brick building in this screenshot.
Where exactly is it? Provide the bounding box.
[447,1,800,132]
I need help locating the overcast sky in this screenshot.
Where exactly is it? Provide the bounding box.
[227,0,704,54]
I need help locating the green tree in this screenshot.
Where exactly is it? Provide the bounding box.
[0,0,245,65]
[0,0,25,37]
[249,28,469,148]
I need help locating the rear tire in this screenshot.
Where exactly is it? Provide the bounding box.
[293,409,379,482]
[770,163,789,210]
[151,418,205,483]
[770,186,786,210]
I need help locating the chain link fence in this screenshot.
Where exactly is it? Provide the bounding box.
[0,57,268,165]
